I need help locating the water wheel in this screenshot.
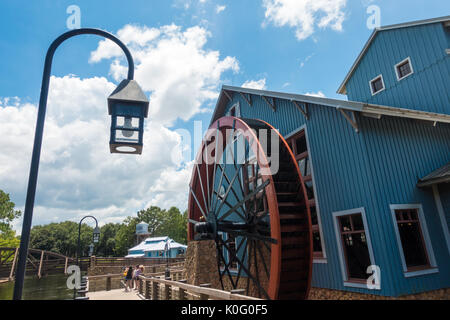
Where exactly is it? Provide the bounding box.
[188,117,313,300]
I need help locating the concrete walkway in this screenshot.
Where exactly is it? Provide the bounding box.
[87,289,142,300]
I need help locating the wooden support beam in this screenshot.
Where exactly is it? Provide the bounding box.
[37,250,44,279]
[223,90,233,102]
[64,257,69,274]
[9,248,18,280]
[338,109,359,133]
[240,92,252,106]
[262,95,276,111]
[292,101,309,120]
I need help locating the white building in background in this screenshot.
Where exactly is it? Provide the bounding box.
[126,236,187,259]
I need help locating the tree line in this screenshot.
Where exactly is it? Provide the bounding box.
[0,189,188,258]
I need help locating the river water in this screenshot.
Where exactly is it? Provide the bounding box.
[0,274,74,300]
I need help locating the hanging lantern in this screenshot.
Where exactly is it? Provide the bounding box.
[107,79,149,154]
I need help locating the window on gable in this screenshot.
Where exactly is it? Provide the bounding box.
[370,75,385,95]
[395,57,413,81]
[394,208,430,271]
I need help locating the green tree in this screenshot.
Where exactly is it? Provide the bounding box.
[29,221,96,258]
[0,190,21,234]
[96,223,121,257]
[114,217,138,257]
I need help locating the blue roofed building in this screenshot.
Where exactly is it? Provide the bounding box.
[126,236,187,259]
[208,16,450,298]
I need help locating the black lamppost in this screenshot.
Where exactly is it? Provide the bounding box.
[164,240,171,279]
[13,28,149,300]
[74,215,100,299]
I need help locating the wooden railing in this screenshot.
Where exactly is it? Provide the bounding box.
[86,264,185,292]
[136,275,262,301]
[89,256,185,266]
[86,268,261,300]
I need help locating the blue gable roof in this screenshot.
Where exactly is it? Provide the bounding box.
[337,16,450,115]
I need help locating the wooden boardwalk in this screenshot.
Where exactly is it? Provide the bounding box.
[87,289,142,300]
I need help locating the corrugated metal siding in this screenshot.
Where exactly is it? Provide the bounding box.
[222,92,450,296]
[359,116,450,296]
[346,23,450,115]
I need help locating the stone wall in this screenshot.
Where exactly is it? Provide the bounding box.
[308,287,450,300]
[183,240,221,289]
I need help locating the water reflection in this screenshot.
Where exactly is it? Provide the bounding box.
[0,274,73,300]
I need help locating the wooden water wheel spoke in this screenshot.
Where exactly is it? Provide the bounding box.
[252,240,262,298]
[188,117,313,300]
[219,228,277,244]
[225,126,248,208]
[212,190,247,221]
[218,179,270,223]
[218,237,270,300]
[256,240,270,278]
[215,238,237,289]
[195,163,209,212]
[234,238,249,287]
[189,186,208,220]
[214,163,245,216]
[217,164,248,216]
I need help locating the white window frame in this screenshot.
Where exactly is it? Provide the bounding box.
[285,125,327,264]
[332,207,378,289]
[394,57,414,81]
[389,204,439,278]
[228,102,241,118]
[369,74,385,96]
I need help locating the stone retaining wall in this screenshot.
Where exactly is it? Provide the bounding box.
[308,287,450,300]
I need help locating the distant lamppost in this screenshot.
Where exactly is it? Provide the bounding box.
[74,215,100,299]
[164,240,171,279]
[13,28,149,300]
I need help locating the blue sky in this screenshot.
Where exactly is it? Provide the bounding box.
[0,0,448,230]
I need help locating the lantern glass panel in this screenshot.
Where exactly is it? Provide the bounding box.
[115,129,139,143]
[116,116,140,129]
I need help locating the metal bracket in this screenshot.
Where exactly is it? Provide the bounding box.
[262,95,276,112]
[223,90,233,102]
[240,92,252,107]
[338,108,359,133]
[292,101,309,120]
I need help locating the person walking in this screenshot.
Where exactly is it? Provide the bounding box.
[124,266,133,292]
[133,265,141,291]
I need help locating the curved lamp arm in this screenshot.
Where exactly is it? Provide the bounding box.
[14,28,133,300]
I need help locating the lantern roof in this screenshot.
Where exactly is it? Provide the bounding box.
[108,79,149,117]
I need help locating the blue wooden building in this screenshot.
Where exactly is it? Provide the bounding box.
[209,16,450,297]
[126,236,187,259]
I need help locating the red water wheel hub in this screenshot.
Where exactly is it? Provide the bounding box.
[188,117,313,300]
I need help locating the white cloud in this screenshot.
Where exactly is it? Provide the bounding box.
[90,24,239,126]
[2,23,239,231]
[262,0,347,40]
[242,78,267,90]
[216,5,227,13]
[304,91,326,98]
[1,76,191,230]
